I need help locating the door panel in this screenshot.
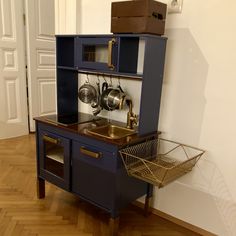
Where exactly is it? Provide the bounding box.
[37,49,55,69]
[25,0,56,131]
[0,0,28,139]
[0,0,15,39]
[38,78,56,115]
[36,0,55,38]
[2,49,17,70]
[5,78,19,121]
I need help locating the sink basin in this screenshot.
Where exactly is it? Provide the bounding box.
[87,124,136,139]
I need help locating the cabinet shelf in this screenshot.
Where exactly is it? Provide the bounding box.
[78,69,143,80]
[46,147,64,164]
[57,66,77,71]
[57,67,143,79]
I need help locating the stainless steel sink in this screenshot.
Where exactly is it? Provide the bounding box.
[87,124,136,139]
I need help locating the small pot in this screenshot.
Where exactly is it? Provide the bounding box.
[78,82,97,104]
[107,89,126,110]
[101,86,126,111]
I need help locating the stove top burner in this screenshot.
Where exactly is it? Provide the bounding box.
[45,112,100,126]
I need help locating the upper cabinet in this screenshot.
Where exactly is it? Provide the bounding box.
[77,35,142,76]
[56,34,166,78]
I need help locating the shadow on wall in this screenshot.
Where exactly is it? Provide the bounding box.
[158,29,236,235]
[203,161,236,236]
[159,28,208,146]
[178,154,236,235]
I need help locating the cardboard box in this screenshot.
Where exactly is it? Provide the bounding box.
[111,0,167,35]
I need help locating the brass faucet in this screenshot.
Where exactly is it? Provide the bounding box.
[126,99,138,129]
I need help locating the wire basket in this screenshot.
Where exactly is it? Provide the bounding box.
[119,138,205,188]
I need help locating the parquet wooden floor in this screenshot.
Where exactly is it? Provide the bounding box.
[0,134,200,236]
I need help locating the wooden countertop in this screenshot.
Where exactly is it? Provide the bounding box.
[34,113,159,147]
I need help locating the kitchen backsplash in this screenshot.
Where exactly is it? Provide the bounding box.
[78,74,142,123]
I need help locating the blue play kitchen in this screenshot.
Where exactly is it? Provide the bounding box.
[34,1,204,235]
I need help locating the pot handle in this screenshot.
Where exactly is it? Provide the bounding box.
[102,82,108,92]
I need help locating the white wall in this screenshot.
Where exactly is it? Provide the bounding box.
[55,0,81,34]
[157,1,236,235]
[58,0,236,235]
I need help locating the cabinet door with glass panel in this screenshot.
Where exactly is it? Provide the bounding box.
[77,36,118,72]
[38,130,70,191]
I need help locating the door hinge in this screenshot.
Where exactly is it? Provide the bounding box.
[23,14,26,25]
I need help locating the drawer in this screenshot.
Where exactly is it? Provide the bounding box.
[72,141,117,172]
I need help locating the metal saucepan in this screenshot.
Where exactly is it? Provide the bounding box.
[101,82,126,111]
[78,80,97,104]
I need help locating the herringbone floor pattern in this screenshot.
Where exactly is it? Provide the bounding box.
[0,134,200,236]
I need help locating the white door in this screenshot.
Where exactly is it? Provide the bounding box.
[25,0,56,131]
[0,0,29,139]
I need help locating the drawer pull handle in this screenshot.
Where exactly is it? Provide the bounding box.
[108,38,116,70]
[80,146,101,159]
[43,135,59,145]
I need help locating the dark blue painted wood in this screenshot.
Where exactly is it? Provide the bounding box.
[72,151,115,210]
[114,168,148,213]
[36,121,149,217]
[138,36,167,135]
[56,37,75,68]
[57,69,78,121]
[72,140,117,172]
[118,37,139,73]
[35,124,40,177]
[38,128,71,191]
[56,34,167,135]
[41,33,168,218]
[77,36,118,72]
[74,36,79,70]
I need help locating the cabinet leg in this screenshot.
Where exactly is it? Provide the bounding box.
[109,217,119,236]
[144,195,152,216]
[144,183,153,216]
[37,177,45,199]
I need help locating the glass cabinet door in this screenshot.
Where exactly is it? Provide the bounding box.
[83,45,108,63]
[77,37,118,71]
[44,135,64,178]
[39,130,70,190]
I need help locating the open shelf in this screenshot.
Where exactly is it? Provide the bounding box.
[46,146,64,164]
[118,37,139,74]
[57,37,76,68]
[57,66,77,71]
